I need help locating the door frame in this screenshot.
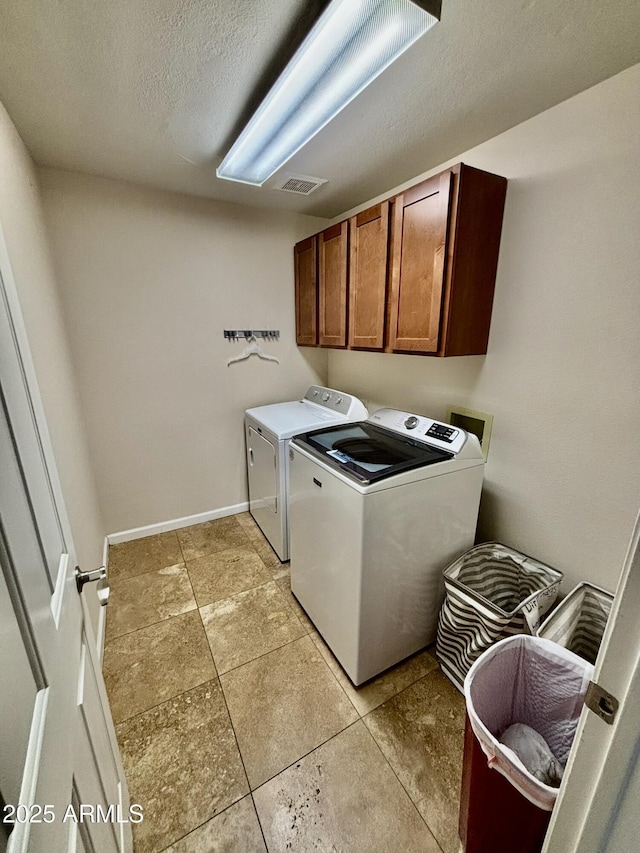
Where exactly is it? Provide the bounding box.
[543,509,640,852]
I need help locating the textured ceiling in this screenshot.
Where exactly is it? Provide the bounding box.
[1,0,639,217]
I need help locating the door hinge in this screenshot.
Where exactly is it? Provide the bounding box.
[585,680,619,725]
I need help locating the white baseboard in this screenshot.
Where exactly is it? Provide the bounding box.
[106,502,249,546]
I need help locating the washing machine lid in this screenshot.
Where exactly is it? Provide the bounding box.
[294,421,452,484]
[245,386,368,440]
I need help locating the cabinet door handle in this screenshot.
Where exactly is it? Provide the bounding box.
[249,447,254,466]
[313,478,322,488]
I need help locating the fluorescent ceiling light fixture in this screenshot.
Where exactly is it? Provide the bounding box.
[217,0,441,186]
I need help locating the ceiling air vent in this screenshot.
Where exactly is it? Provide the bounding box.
[273,174,327,196]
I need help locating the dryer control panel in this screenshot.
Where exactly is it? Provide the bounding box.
[303,386,367,419]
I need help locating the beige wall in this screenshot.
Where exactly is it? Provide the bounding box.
[328,64,640,593]
[0,103,105,608]
[39,169,328,533]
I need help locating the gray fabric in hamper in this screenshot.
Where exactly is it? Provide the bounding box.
[536,582,614,664]
[437,543,563,691]
[464,635,593,810]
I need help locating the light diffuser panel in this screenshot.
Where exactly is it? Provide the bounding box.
[217,0,440,186]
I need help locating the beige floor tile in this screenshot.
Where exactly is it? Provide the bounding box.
[117,679,248,853]
[200,581,305,673]
[251,535,285,573]
[103,611,216,724]
[186,546,271,607]
[253,721,440,853]
[236,514,285,572]
[108,531,183,580]
[105,518,463,852]
[266,558,289,579]
[176,516,250,561]
[235,511,262,538]
[221,635,358,789]
[363,668,466,853]
[106,564,196,641]
[310,631,440,716]
[163,796,266,853]
[275,574,315,633]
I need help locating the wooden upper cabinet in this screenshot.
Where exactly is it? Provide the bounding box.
[318,221,348,347]
[438,164,508,356]
[294,163,507,356]
[348,202,389,350]
[388,171,452,353]
[388,164,507,356]
[294,236,317,346]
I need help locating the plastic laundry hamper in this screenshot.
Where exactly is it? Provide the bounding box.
[459,635,594,853]
[536,582,614,665]
[437,543,562,691]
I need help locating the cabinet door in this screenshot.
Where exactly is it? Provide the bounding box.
[439,164,508,356]
[318,221,348,347]
[388,170,452,352]
[295,236,318,346]
[348,202,389,350]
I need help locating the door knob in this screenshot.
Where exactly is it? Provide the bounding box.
[75,566,110,606]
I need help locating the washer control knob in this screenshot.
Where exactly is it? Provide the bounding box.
[336,396,343,404]
[323,392,331,402]
[404,416,419,430]
[312,389,319,396]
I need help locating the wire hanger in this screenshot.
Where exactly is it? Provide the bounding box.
[227,334,280,366]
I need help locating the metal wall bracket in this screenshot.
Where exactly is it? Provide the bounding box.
[224,330,279,341]
[585,680,619,725]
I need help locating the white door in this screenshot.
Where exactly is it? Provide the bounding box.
[543,509,640,852]
[0,232,132,853]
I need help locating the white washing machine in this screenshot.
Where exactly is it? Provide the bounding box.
[245,386,368,561]
[289,408,485,685]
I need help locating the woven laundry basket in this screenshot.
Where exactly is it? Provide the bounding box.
[536,582,613,665]
[437,542,562,691]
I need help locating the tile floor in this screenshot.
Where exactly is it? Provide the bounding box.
[104,513,466,853]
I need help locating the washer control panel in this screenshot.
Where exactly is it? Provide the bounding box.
[370,408,468,454]
[426,423,458,443]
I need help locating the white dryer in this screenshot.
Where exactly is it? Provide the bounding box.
[245,386,367,561]
[289,408,485,685]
